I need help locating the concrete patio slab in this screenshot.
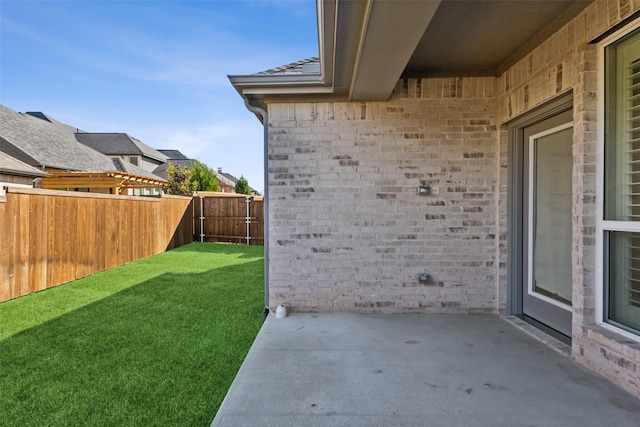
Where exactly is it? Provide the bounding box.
[211,314,640,427]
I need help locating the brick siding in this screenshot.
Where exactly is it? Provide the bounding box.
[265,0,640,397]
[496,0,640,397]
[268,78,500,314]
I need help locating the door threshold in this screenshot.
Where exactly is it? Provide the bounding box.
[504,315,571,357]
[521,314,572,346]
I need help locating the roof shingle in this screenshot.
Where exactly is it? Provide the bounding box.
[152,159,196,180]
[255,57,320,75]
[157,149,189,160]
[75,133,167,162]
[0,105,117,172]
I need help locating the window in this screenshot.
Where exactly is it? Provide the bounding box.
[129,156,139,166]
[603,27,640,335]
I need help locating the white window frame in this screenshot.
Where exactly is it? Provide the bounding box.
[527,122,574,311]
[596,18,640,342]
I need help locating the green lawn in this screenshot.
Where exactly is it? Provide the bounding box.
[0,243,264,427]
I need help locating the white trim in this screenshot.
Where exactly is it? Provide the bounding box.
[527,122,574,312]
[602,220,640,231]
[596,17,640,341]
[598,319,640,341]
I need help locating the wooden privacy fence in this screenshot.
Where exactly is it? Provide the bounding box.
[0,187,193,302]
[194,192,264,245]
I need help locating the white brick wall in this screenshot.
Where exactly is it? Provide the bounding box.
[268,79,501,314]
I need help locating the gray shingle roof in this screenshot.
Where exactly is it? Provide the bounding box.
[0,151,51,177]
[220,171,239,183]
[0,105,117,171]
[75,133,168,162]
[255,57,320,75]
[25,111,84,136]
[0,136,38,165]
[153,159,196,180]
[157,149,189,160]
[217,169,260,195]
[111,158,167,180]
[75,133,142,155]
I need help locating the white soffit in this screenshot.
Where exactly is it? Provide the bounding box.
[349,0,441,101]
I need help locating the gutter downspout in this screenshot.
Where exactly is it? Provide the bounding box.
[243,98,269,321]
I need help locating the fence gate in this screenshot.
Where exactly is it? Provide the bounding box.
[194,193,264,245]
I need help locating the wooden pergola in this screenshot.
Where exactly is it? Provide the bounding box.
[40,170,167,195]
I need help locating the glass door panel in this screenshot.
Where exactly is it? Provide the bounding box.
[523,115,573,338]
[531,126,574,306]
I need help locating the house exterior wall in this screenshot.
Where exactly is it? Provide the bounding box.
[0,175,34,196]
[110,154,162,173]
[140,156,163,173]
[265,0,640,397]
[1,174,34,187]
[496,0,640,398]
[268,78,502,313]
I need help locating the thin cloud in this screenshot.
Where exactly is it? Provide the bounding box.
[2,6,311,89]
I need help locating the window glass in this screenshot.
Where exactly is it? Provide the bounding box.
[604,28,640,335]
[605,29,640,221]
[608,231,640,332]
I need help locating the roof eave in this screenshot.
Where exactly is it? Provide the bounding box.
[228,73,329,88]
[229,73,334,117]
[229,0,442,111]
[0,168,51,178]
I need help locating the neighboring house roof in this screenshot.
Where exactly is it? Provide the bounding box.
[75,133,168,163]
[216,168,238,187]
[153,159,196,180]
[157,149,189,160]
[0,136,39,165]
[25,111,85,136]
[0,151,51,178]
[217,168,261,195]
[112,158,167,180]
[0,105,117,171]
[219,171,238,184]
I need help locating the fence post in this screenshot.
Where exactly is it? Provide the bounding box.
[245,196,251,245]
[199,196,205,243]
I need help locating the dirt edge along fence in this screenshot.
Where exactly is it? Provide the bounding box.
[0,187,193,302]
[194,192,264,245]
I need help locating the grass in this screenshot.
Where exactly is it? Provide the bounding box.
[0,242,264,427]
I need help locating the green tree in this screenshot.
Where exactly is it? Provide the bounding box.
[235,175,251,195]
[165,162,196,195]
[191,160,219,192]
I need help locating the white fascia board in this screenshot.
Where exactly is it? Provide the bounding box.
[241,86,335,96]
[317,0,337,86]
[228,74,327,86]
[229,73,333,97]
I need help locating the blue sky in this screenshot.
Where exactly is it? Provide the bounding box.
[0,0,319,192]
